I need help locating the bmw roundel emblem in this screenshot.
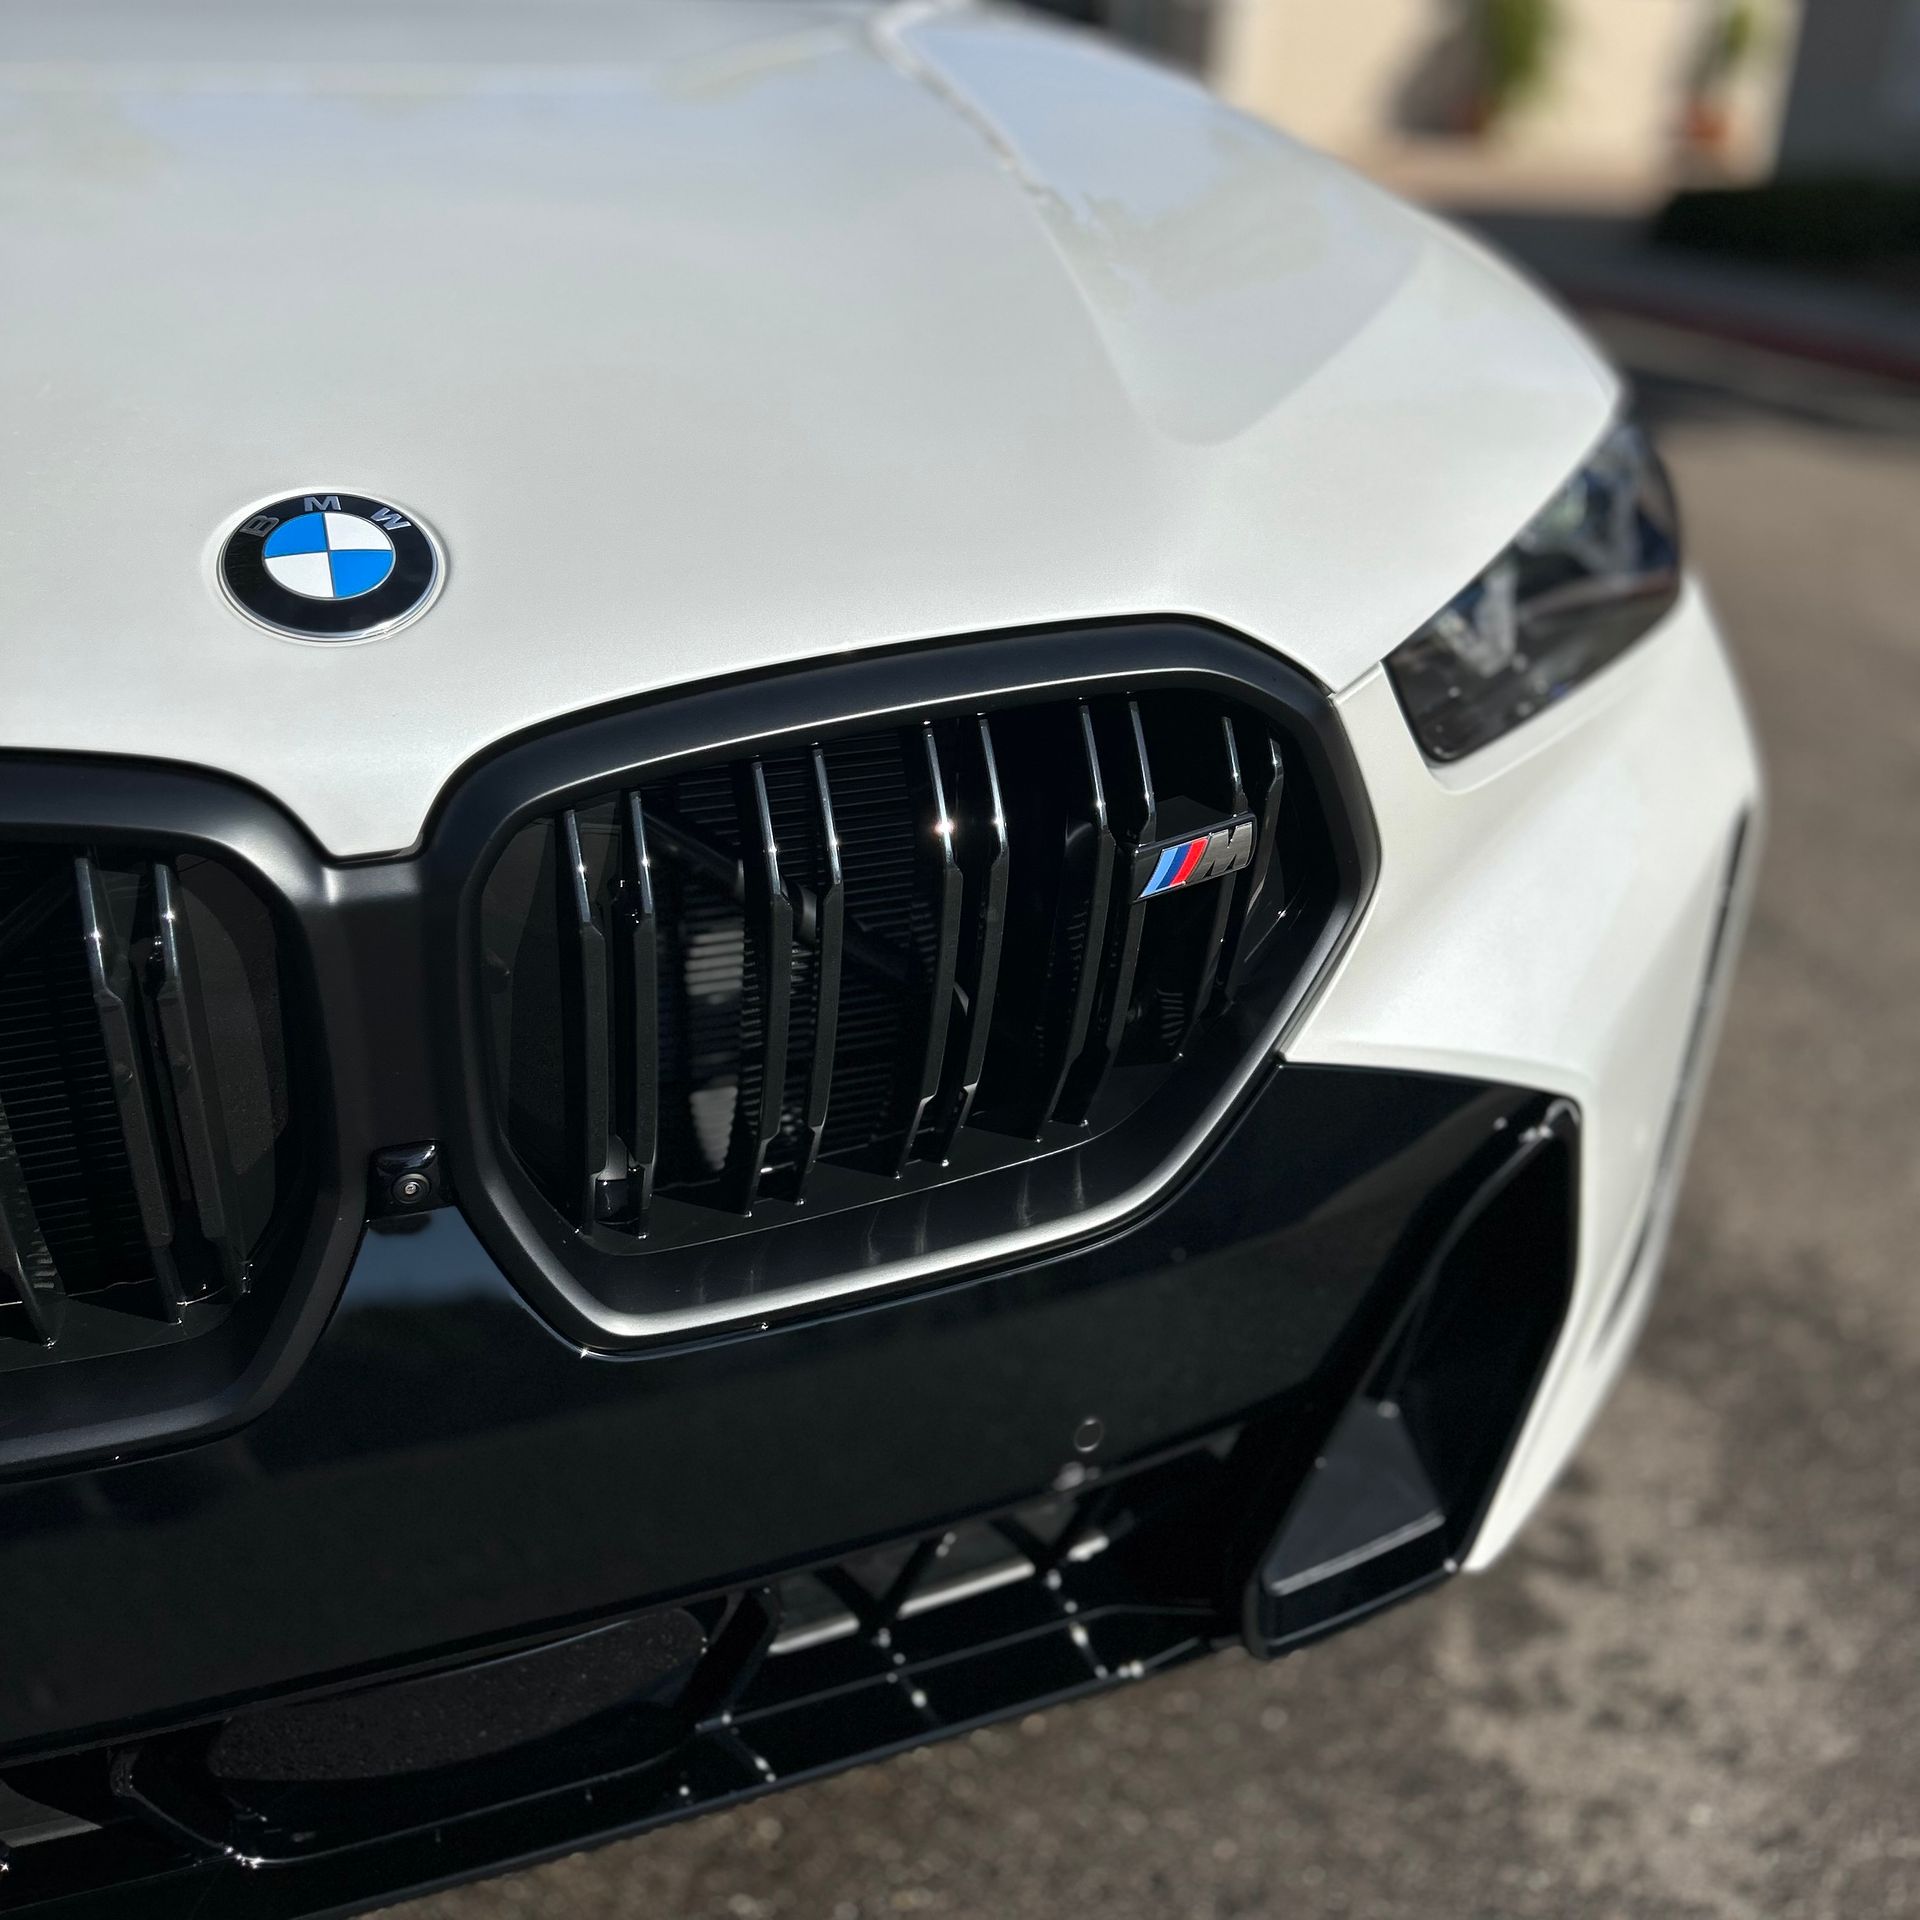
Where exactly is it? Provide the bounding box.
[219,491,443,642]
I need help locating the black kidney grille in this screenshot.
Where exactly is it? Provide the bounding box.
[0,848,293,1360]
[483,687,1318,1248]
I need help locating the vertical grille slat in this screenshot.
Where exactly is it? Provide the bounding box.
[1222,730,1287,996]
[150,863,248,1299]
[613,793,660,1225]
[792,749,844,1198]
[74,859,185,1312]
[884,726,964,1173]
[1031,703,1116,1132]
[1177,717,1248,1052]
[481,663,1345,1264]
[556,811,617,1231]
[1061,701,1155,1125]
[722,762,793,1213]
[933,717,1009,1158]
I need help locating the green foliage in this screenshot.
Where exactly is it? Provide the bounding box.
[1476,0,1560,114]
[1693,0,1763,92]
[1722,0,1761,67]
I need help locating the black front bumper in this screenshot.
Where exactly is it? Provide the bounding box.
[0,1063,1575,1916]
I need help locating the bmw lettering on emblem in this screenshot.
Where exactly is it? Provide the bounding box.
[220,492,443,641]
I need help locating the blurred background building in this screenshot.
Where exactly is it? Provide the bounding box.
[1031,0,1920,205]
[1777,0,1920,176]
[1026,0,1920,377]
[1213,0,1800,206]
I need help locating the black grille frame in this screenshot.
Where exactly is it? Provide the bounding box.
[433,622,1377,1347]
[0,760,359,1475]
[0,850,312,1357]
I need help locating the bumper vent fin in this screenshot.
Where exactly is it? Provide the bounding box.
[483,677,1343,1271]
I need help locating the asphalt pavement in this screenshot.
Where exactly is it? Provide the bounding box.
[398,317,1920,1920]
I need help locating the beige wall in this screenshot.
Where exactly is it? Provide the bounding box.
[1210,0,1800,194]
[1210,0,1439,156]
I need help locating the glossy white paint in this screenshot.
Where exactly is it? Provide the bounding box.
[1284,582,1762,1565]
[2,0,1609,857]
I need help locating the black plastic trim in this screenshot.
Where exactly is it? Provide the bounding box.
[426,622,1378,1351]
[0,618,1376,1462]
[1243,1099,1580,1655]
[0,1072,1576,1916]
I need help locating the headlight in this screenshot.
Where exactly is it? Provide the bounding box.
[1386,419,1682,762]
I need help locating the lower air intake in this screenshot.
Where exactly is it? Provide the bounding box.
[469,633,1368,1336]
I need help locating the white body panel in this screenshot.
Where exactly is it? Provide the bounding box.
[0,0,1761,1563]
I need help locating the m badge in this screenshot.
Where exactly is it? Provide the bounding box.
[1134,814,1257,900]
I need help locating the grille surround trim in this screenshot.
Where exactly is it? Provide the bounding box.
[431,621,1379,1348]
[0,621,1376,1468]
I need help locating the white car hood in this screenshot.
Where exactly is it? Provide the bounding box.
[1,0,1615,857]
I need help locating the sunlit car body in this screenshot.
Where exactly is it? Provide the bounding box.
[0,2,1757,1911]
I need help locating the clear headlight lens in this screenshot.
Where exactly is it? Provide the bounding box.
[1386,419,1682,762]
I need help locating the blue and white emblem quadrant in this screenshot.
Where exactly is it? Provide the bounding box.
[261,512,397,601]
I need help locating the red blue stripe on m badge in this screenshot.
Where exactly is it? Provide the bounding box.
[1136,816,1257,899]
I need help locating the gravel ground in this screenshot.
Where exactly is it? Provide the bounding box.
[397,320,1920,1920]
